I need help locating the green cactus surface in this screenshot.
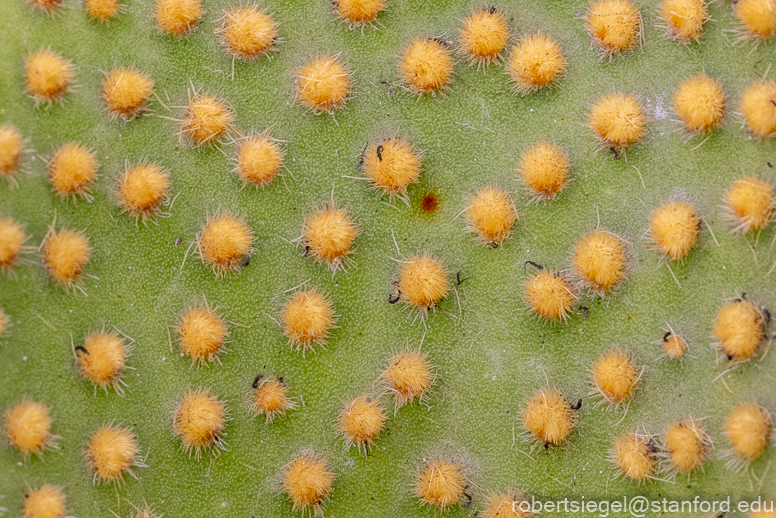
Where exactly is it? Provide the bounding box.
[1,0,775,517]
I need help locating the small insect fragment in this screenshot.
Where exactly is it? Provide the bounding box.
[76,329,130,394]
[658,0,709,42]
[85,424,144,483]
[281,289,336,353]
[586,0,642,58]
[415,458,467,511]
[282,453,336,516]
[465,186,517,246]
[712,298,767,362]
[25,49,74,106]
[610,431,657,482]
[723,176,775,233]
[102,67,154,120]
[295,55,352,115]
[517,142,570,202]
[507,33,565,95]
[23,485,67,518]
[172,388,227,459]
[250,375,296,423]
[458,7,509,67]
[588,93,646,149]
[47,141,98,200]
[217,6,278,60]
[590,348,642,407]
[740,80,776,139]
[155,0,203,37]
[399,38,455,96]
[524,269,577,322]
[521,388,579,448]
[3,399,56,455]
[648,201,701,261]
[673,74,725,134]
[339,395,387,454]
[571,229,627,296]
[396,253,450,316]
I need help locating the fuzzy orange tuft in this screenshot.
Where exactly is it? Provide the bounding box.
[740,80,776,139]
[459,8,509,66]
[0,218,28,274]
[339,395,386,453]
[724,176,775,233]
[648,201,701,261]
[333,0,385,25]
[234,134,283,188]
[4,400,54,455]
[302,204,358,271]
[522,388,579,447]
[76,330,129,394]
[173,388,227,458]
[572,229,627,295]
[282,454,336,516]
[295,55,351,114]
[155,0,202,36]
[85,0,120,20]
[591,348,641,405]
[663,418,711,473]
[397,253,450,315]
[662,331,687,359]
[181,93,233,146]
[517,142,570,201]
[524,269,577,322]
[85,425,141,483]
[0,308,8,337]
[117,162,170,220]
[588,93,646,148]
[415,458,466,511]
[466,186,517,246]
[176,305,229,365]
[611,432,657,482]
[399,38,455,95]
[250,375,296,423]
[42,227,91,289]
[382,349,433,408]
[102,67,154,120]
[362,136,422,199]
[586,0,641,56]
[197,212,253,275]
[218,6,277,60]
[658,0,709,42]
[724,403,772,462]
[673,74,725,134]
[734,0,776,40]
[47,142,98,200]
[23,485,67,518]
[712,298,767,362]
[27,0,64,13]
[25,49,74,106]
[507,33,565,95]
[281,289,336,352]
[484,492,533,518]
[0,123,24,179]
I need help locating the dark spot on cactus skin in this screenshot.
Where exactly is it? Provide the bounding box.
[75,345,89,355]
[580,306,590,319]
[300,245,310,257]
[388,293,400,304]
[571,399,582,410]
[456,271,469,286]
[610,147,620,160]
[421,193,438,213]
[252,374,263,389]
[463,489,472,508]
[376,145,383,161]
[242,253,251,267]
[524,260,544,274]
[174,236,182,246]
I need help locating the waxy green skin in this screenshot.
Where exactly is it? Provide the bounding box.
[0,0,774,517]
